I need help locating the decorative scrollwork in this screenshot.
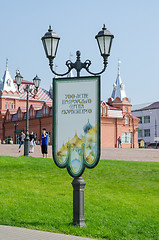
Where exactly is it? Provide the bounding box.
[48,51,108,77]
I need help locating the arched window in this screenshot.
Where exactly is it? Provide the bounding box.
[125,117,129,125]
[46,107,48,115]
[12,103,15,109]
[6,112,10,121]
[101,106,103,114]
[104,107,107,114]
[18,110,22,120]
[5,102,8,110]
[29,106,35,118]
[9,103,11,109]
[30,109,33,117]
[43,107,46,115]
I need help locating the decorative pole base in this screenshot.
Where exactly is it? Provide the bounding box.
[72,177,86,227]
[24,138,29,157]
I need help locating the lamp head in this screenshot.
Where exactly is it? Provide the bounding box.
[33,75,41,90]
[95,24,114,57]
[15,71,23,87]
[41,25,60,60]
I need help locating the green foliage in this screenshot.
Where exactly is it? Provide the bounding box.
[0,156,158,239]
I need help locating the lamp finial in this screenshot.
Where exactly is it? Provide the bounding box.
[48,25,52,32]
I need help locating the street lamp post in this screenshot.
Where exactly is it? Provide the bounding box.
[41,24,114,227]
[15,73,41,156]
[14,123,18,144]
[41,24,114,77]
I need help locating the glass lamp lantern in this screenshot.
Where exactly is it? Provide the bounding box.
[33,75,41,89]
[95,24,114,57]
[15,72,23,87]
[41,25,60,60]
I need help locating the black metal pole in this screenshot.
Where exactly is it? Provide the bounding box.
[14,124,16,144]
[24,85,29,156]
[72,177,86,227]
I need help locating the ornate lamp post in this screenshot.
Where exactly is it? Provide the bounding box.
[41,24,114,77]
[15,73,41,156]
[41,24,114,227]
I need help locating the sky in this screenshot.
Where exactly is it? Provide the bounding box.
[0,0,159,105]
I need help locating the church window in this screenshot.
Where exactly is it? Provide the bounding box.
[43,107,46,115]
[122,132,132,144]
[46,107,48,115]
[30,108,34,118]
[6,112,10,121]
[7,79,11,87]
[125,117,129,125]
[101,106,103,114]
[5,102,8,109]
[18,111,22,120]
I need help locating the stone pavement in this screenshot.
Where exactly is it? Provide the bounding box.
[0,144,159,162]
[0,225,96,240]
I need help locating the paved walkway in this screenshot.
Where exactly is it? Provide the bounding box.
[0,225,95,240]
[0,144,159,162]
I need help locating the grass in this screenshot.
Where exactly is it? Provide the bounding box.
[0,156,158,240]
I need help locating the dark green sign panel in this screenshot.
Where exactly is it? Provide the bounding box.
[53,76,100,177]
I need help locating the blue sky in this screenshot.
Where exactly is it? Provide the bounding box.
[0,0,159,105]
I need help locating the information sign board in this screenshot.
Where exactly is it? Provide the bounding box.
[53,76,100,177]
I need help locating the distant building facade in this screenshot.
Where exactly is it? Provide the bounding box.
[101,60,139,148]
[1,60,139,148]
[132,102,159,148]
[0,61,52,143]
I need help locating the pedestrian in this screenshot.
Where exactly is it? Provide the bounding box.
[117,136,122,148]
[18,132,25,152]
[29,131,35,153]
[41,128,48,158]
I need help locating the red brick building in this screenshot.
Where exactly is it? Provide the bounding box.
[0,60,139,148]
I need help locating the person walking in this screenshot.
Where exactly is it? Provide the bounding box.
[29,131,35,153]
[18,132,25,152]
[41,128,48,158]
[117,136,122,148]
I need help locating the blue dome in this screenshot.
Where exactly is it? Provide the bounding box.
[83,119,92,134]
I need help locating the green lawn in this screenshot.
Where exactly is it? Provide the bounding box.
[0,156,158,240]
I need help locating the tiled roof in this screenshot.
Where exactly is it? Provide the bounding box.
[13,80,52,102]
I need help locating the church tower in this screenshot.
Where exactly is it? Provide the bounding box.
[111,59,127,100]
[0,59,16,92]
[108,59,131,113]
